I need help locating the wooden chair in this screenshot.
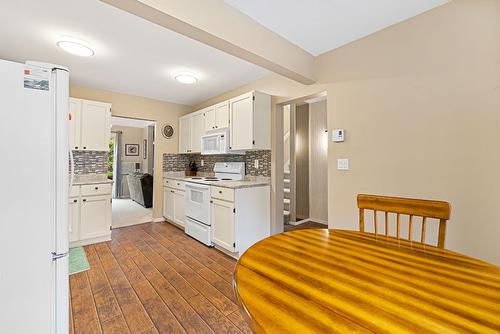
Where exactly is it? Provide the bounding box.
[357,194,451,248]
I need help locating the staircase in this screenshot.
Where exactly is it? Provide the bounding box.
[284,170,291,224]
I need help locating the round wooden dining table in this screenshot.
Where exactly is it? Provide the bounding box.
[233,229,500,334]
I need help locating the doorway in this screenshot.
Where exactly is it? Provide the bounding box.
[110,116,156,228]
[281,93,328,231]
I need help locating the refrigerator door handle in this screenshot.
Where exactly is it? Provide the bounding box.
[51,252,68,261]
[69,149,75,190]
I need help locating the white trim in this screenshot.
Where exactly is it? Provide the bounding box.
[153,217,166,223]
[69,234,111,247]
[289,218,328,226]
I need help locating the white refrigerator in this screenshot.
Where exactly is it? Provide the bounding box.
[0,59,69,333]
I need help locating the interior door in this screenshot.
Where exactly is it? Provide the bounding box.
[179,116,191,153]
[173,190,185,227]
[80,195,110,240]
[69,98,82,150]
[163,187,174,220]
[204,106,216,131]
[68,198,80,243]
[215,101,229,128]
[211,198,235,252]
[230,93,254,150]
[190,113,204,153]
[80,100,111,151]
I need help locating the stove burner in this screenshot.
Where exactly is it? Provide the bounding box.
[221,178,232,181]
[191,177,202,179]
[204,177,218,180]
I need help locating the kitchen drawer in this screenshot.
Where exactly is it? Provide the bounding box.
[70,186,80,198]
[164,178,185,191]
[211,186,234,202]
[81,183,112,196]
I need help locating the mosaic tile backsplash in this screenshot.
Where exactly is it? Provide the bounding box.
[163,150,271,177]
[71,151,108,175]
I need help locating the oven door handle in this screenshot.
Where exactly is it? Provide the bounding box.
[185,183,210,191]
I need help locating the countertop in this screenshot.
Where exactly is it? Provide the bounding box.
[73,174,113,186]
[163,172,270,189]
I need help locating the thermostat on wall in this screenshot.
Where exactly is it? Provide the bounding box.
[332,129,345,142]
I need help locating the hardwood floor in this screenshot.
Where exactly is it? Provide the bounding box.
[69,222,253,334]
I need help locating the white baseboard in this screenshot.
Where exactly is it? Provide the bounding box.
[152,217,166,223]
[288,218,328,226]
[70,234,111,248]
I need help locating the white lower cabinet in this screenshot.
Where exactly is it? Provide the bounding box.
[69,198,80,243]
[173,190,185,227]
[210,185,270,257]
[163,187,174,221]
[211,198,235,252]
[69,183,112,247]
[163,179,185,227]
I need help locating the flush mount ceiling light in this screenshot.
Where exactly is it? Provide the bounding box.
[175,72,198,84]
[57,36,95,57]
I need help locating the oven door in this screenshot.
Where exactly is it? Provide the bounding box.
[185,182,211,225]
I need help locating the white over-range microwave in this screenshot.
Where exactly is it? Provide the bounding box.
[201,128,241,155]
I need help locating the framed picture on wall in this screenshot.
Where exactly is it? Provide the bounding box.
[143,139,147,159]
[125,144,139,156]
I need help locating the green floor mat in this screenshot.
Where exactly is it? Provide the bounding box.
[69,247,90,275]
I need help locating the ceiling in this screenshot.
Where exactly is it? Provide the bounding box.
[0,0,269,106]
[225,0,450,56]
[111,116,155,128]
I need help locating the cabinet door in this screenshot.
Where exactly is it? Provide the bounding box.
[163,187,174,220]
[173,190,185,227]
[179,117,191,153]
[203,106,216,131]
[215,101,229,129]
[80,195,111,240]
[68,198,80,243]
[80,100,111,151]
[69,98,82,150]
[190,113,204,153]
[230,93,254,150]
[211,198,235,252]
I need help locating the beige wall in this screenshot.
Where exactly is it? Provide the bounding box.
[308,100,328,223]
[70,85,191,219]
[192,0,500,265]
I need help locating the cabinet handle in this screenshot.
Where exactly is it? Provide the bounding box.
[73,199,77,203]
[95,186,99,190]
[75,146,78,149]
[171,190,174,193]
[219,191,222,194]
[83,146,87,149]
[82,199,87,202]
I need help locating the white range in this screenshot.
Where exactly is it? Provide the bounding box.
[184,162,245,246]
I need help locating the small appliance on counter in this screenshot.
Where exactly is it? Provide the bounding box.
[184,162,245,246]
[185,161,198,176]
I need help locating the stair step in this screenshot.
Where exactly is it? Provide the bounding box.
[283,210,290,216]
[284,198,290,204]
[284,179,290,184]
[284,188,290,193]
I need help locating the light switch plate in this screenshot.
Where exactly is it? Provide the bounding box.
[254,159,259,169]
[337,158,349,170]
[200,159,204,167]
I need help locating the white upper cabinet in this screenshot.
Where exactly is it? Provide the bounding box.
[179,91,270,153]
[179,116,192,153]
[203,105,217,131]
[229,91,271,151]
[191,112,205,153]
[179,111,204,153]
[69,99,82,150]
[69,98,111,151]
[215,101,230,129]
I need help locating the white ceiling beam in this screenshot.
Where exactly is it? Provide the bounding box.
[100,0,316,84]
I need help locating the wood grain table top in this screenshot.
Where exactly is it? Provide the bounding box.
[233,229,500,334]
